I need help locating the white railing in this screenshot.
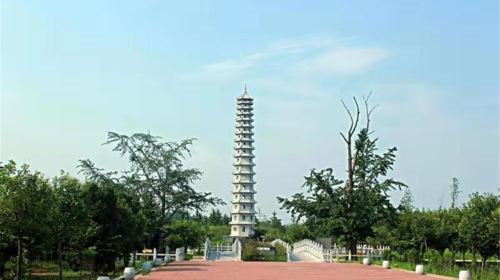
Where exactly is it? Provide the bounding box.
[204,238,242,261]
[292,239,324,262]
[323,244,390,262]
[270,239,292,261]
[291,239,390,263]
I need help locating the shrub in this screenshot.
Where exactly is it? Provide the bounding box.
[382,249,391,261]
[242,240,287,262]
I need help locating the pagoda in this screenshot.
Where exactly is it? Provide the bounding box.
[230,85,257,238]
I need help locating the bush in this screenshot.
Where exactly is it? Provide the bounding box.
[382,249,391,261]
[242,240,287,262]
[405,249,419,264]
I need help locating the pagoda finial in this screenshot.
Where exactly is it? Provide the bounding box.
[239,84,251,99]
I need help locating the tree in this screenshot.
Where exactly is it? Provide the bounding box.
[285,224,313,243]
[399,188,414,212]
[268,211,284,231]
[81,181,144,273]
[449,178,461,209]
[207,209,224,225]
[79,132,224,247]
[459,192,499,267]
[164,220,205,250]
[278,94,405,254]
[52,172,92,280]
[0,161,54,280]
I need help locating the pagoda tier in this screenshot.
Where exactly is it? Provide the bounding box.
[230,86,257,238]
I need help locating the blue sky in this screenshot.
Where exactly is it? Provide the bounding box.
[1,0,498,221]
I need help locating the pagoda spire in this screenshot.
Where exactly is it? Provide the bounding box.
[240,84,251,99]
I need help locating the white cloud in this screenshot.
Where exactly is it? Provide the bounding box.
[295,47,390,76]
[191,36,343,81]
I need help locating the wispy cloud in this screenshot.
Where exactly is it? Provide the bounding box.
[193,36,341,80]
[187,36,389,82]
[294,47,390,76]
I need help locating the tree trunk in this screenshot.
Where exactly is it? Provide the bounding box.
[78,251,82,280]
[346,236,357,260]
[0,257,5,280]
[57,238,63,280]
[16,237,22,280]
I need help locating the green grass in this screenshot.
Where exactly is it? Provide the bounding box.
[371,259,499,280]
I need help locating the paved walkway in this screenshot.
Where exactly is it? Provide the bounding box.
[141,261,450,280]
[290,252,322,262]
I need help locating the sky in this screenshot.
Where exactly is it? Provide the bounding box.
[1,0,499,222]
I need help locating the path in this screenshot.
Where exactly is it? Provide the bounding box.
[289,252,322,262]
[141,261,451,280]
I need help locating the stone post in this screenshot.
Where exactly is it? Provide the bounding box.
[234,238,242,261]
[415,264,425,275]
[175,247,185,261]
[164,246,170,262]
[204,238,211,260]
[459,270,471,280]
[123,267,135,280]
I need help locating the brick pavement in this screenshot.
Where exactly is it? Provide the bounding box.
[140,261,452,280]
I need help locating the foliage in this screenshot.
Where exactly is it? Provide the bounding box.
[278,95,405,253]
[284,224,314,243]
[449,178,461,209]
[278,129,404,253]
[0,161,54,280]
[164,220,205,250]
[204,225,230,244]
[241,240,287,262]
[79,132,224,247]
[458,192,499,267]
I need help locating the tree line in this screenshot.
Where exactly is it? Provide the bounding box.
[0,132,225,280]
[274,95,499,274]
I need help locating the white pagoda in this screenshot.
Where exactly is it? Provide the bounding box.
[230,85,257,238]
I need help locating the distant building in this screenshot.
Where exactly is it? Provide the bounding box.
[230,86,257,238]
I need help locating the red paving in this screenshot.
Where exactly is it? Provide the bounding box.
[141,261,450,280]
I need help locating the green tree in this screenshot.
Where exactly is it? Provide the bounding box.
[278,95,404,254]
[79,132,224,247]
[449,178,461,209]
[207,209,224,225]
[52,172,93,280]
[164,220,205,250]
[81,181,144,273]
[459,192,499,267]
[0,161,54,280]
[399,188,414,212]
[284,224,313,243]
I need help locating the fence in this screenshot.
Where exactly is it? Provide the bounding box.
[292,239,325,261]
[323,244,390,262]
[269,239,292,261]
[204,238,242,261]
[291,239,389,262]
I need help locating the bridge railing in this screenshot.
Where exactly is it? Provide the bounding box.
[291,239,390,262]
[292,239,324,262]
[270,238,291,262]
[322,244,390,262]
